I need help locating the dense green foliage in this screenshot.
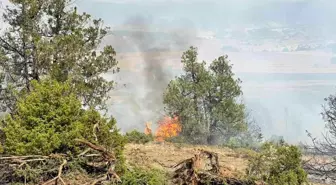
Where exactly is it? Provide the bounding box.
[0,0,119,111]
[125,130,154,144]
[2,80,125,160]
[163,47,246,145]
[246,142,308,185]
[120,167,168,185]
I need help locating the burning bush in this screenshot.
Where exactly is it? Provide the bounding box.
[155,116,182,142]
[126,117,183,144]
[144,122,152,135]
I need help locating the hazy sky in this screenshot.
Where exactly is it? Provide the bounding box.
[75,0,335,29]
[75,0,336,143]
[1,0,336,143]
[2,0,336,32]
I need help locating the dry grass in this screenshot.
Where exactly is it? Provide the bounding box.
[124,142,328,185]
[52,142,329,184]
[125,142,249,179]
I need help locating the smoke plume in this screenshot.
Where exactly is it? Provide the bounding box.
[125,16,170,114]
[105,15,196,132]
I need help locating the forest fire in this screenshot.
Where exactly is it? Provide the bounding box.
[145,116,182,142]
[144,122,152,135]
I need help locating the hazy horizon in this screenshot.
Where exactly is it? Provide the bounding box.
[2,0,336,143]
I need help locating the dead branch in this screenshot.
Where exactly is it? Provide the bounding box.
[18,158,47,168]
[86,163,121,185]
[79,148,91,157]
[107,164,121,182]
[0,155,47,160]
[75,139,115,162]
[93,123,99,142]
[75,139,106,153]
[0,154,69,184]
[75,139,121,184]
[41,159,67,185]
[0,154,65,168]
[0,140,120,184]
[82,154,101,158]
[173,150,216,185]
[198,149,220,173]
[90,175,107,185]
[173,149,254,185]
[153,159,176,168]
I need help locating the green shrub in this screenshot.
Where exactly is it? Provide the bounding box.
[120,167,168,185]
[165,135,186,144]
[223,121,263,150]
[125,130,154,144]
[226,137,242,149]
[246,142,308,185]
[234,148,258,159]
[2,79,126,172]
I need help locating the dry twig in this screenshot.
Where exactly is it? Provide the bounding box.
[41,159,67,185]
[172,149,254,185]
[75,139,121,184]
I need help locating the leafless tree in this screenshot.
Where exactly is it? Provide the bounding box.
[304,93,336,182]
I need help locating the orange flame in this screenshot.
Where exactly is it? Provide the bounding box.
[155,116,182,142]
[144,122,152,135]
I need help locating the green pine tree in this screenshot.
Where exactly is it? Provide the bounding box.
[163,46,246,145]
[0,0,119,111]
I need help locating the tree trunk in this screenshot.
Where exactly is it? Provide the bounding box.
[207,134,217,145]
[207,124,218,145]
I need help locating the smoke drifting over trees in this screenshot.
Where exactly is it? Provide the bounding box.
[125,16,171,114]
[105,16,197,131]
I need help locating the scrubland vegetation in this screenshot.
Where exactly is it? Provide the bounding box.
[0,0,335,184]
